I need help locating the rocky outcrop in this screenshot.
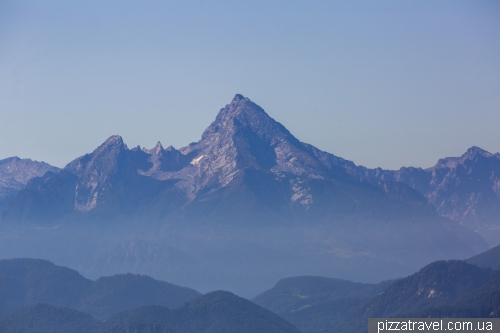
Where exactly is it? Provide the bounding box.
[363,146,500,244]
[0,157,59,210]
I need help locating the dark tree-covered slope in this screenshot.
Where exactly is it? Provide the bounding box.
[467,243,500,271]
[0,258,92,318]
[253,276,393,333]
[335,260,499,333]
[107,290,302,333]
[0,303,99,333]
[0,259,201,320]
[79,273,201,319]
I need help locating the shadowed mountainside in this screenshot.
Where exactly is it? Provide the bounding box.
[253,276,394,333]
[363,147,500,245]
[0,157,59,212]
[0,259,200,320]
[335,260,500,333]
[0,292,302,333]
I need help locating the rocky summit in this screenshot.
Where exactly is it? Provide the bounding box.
[364,146,500,245]
[0,94,494,296]
[2,94,440,225]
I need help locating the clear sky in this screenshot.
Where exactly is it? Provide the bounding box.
[1,0,499,169]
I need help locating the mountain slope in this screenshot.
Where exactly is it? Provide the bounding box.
[0,157,59,211]
[364,147,500,244]
[0,292,302,333]
[253,276,393,333]
[107,291,302,333]
[0,259,201,320]
[79,273,201,319]
[0,303,99,333]
[336,260,499,333]
[466,244,500,271]
[0,258,92,318]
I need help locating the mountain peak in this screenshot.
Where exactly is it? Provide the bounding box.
[464,146,492,158]
[434,146,494,169]
[177,94,334,194]
[198,94,294,148]
[209,94,272,130]
[232,93,246,103]
[154,141,163,154]
[104,135,124,145]
[97,135,128,153]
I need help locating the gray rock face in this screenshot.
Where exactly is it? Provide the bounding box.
[176,94,360,198]
[363,146,500,244]
[4,94,429,223]
[0,157,59,209]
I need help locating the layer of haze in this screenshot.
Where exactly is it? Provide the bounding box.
[0,0,499,169]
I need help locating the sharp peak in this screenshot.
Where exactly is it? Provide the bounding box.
[97,135,127,151]
[463,146,492,158]
[217,94,268,118]
[434,146,494,168]
[232,93,247,103]
[142,141,166,154]
[104,135,124,144]
[202,93,295,134]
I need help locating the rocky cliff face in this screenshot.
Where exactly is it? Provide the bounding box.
[0,157,59,210]
[364,146,500,244]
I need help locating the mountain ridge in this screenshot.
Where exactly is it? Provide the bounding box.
[363,144,500,245]
[0,94,493,297]
[1,94,439,224]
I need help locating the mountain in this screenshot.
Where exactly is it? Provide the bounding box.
[0,157,59,211]
[79,273,201,319]
[466,243,500,271]
[0,95,490,296]
[3,94,438,225]
[0,292,302,333]
[106,290,302,333]
[405,274,500,318]
[252,276,393,333]
[0,258,92,319]
[336,260,499,333]
[363,147,500,245]
[0,259,201,320]
[0,303,99,333]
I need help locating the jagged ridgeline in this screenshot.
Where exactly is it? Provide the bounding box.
[0,94,493,296]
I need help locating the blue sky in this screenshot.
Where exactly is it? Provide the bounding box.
[1,0,499,169]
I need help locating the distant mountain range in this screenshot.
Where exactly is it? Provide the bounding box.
[0,258,200,320]
[0,94,497,296]
[1,95,498,237]
[1,95,432,224]
[254,243,500,333]
[2,252,500,333]
[1,94,497,232]
[0,157,59,212]
[253,276,393,333]
[0,259,300,333]
[0,95,500,239]
[363,146,500,244]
